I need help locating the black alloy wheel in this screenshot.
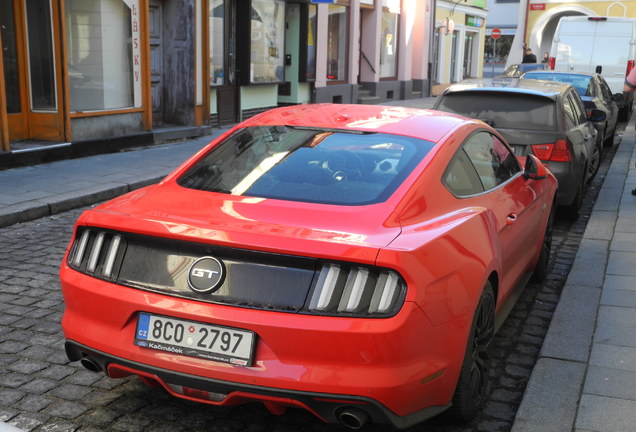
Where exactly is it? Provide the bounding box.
[449,282,495,421]
[530,201,555,282]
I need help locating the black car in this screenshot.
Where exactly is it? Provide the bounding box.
[521,71,619,148]
[433,78,606,220]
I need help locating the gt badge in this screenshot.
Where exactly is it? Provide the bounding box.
[187,257,225,293]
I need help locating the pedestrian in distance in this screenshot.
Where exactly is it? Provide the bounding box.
[542,52,549,64]
[522,48,537,63]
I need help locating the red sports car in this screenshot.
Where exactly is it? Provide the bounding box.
[60,104,557,429]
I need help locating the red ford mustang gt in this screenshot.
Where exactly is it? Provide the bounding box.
[60,104,557,429]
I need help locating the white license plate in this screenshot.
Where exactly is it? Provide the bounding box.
[134,313,255,366]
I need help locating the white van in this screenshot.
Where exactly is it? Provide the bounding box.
[549,16,636,120]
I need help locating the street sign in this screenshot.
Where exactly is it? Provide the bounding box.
[491,28,502,39]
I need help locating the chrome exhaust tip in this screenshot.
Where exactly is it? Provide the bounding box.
[337,408,370,430]
[80,356,102,373]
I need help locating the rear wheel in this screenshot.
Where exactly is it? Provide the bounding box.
[530,203,555,282]
[561,172,584,221]
[449,282,495,422]
[587,141,601,181]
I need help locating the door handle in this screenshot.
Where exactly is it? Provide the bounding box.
[506,213,518,225]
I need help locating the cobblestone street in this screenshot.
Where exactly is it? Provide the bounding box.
[0,131,620,431]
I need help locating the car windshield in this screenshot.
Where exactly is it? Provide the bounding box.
[436,92,556,131]
[177,126,433,205]
[523,73,591,96]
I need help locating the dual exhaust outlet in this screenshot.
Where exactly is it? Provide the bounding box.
[78,354,371,429]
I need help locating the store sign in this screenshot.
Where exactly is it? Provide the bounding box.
[530,3,546,10]
[471,0,487,8]
[466,16,484,28]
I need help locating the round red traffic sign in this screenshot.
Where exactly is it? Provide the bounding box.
[491,28,502,39]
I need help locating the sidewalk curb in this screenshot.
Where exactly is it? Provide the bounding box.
[512,117,636,432]
[0,176,165,228]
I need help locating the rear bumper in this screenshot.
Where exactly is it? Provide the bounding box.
[65,340,450,429]
[61,265,467,427]
[542,161,579,206]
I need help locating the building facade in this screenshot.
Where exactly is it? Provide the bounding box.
[431,0,487,94]
[0,0,447,159]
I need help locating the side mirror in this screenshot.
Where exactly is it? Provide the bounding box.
[595,65,602,74]
[614,93,625,103]
[589,109,607,122]
[523,154,548,180]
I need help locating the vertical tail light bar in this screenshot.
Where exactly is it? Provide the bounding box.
[307,264,405,316]
[68,228,125,280]
[549,57,555,70]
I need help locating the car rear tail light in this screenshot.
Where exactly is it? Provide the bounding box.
[306,264,405,317]
[627,60,635,77]
[531,139,571,162]
[549,57,555,70]
[588,17,607,21]
[68,228,125,280]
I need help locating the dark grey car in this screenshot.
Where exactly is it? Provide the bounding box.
[520,71,620,148]
[433,78,606,220]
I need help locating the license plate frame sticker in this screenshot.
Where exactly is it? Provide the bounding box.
[135,313,256,366]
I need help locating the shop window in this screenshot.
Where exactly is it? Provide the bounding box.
[65,0,141,112]
[326,4,348,82]
[209,0,225,86]
[248,0,285,83]
[380,9,398,79]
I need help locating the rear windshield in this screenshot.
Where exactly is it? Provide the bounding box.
[524,73,591,96]
[177,126,433,205]
[436,92,556,131]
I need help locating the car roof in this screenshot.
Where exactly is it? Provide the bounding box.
[442,78,572,99]
[237,103,472,144]
[523,70,597,78]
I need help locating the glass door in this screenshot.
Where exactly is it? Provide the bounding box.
[1,0,65,142]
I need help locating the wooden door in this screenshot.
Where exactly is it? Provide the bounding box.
[149,0,163,126]
[1,0,65,142]
[215,0,238,125]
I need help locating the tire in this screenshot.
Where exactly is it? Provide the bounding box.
[587,141,601,181]
[530,202,555,282]
[448,282,495,422]
[603,123,615,147]
[561,173,584,221]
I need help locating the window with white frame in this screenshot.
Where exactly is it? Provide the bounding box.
[65,0,141,111]
[249,0,285,83]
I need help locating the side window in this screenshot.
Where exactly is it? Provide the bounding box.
[442,149,484,196]
[568,91,586,124]
[562,95,577,129]
[443,131,520,196]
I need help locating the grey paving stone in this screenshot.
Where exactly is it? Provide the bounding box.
[590,344,636,372]
[540,284,600,362]
[576,394,636,432]
[585,366,636,401]
[607,251,636,275]
[595,321,636,348]
[565,239,608,288]
[511,358,586,432]
[601,287,636,308]
[597,305,636,328]
[603,274,636,291]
